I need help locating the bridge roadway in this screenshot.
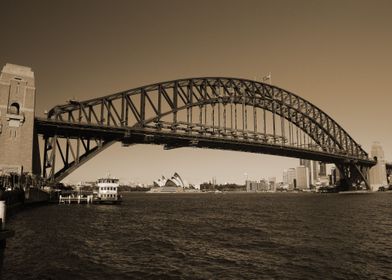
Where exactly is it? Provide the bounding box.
[35,118,376,167]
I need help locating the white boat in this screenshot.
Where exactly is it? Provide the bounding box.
[95,176,122,204]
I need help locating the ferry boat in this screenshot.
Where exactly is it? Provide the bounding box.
[95,176,122,204]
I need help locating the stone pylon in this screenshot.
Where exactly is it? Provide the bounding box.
[369,142,387,191]
[0,63,40,175]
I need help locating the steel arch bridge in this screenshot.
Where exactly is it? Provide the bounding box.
[34,77,376,188]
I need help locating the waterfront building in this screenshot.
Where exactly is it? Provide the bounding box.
[296,166,309,189]
[153,176,167,188]
[369,142,388,191]
[75,181,94,192]
[151,173,186,192]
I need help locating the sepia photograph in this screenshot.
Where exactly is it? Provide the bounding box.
[0,0,391,279]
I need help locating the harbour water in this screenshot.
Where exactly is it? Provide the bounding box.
[2,193,392,279]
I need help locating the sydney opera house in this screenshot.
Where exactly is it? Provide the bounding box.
[150,173,186,193]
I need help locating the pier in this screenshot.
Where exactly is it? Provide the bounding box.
[59,194,94,204]
[58,194,121,205]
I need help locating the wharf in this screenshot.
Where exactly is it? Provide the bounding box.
[59,194,121,204]
[59,194,94,204]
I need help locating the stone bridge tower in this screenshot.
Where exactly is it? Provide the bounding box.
[0,63,40,175]
[369,141,387,191]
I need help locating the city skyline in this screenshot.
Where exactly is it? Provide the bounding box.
[1,0,392,184]
[2,2,392,279]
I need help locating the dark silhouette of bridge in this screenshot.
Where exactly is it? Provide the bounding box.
[34,77,377,188]
[387,163,392,181]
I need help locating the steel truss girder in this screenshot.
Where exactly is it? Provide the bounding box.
[36,118,376,184]
[42,134,114,183]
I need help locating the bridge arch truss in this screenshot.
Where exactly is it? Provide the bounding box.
[35,77,374,186]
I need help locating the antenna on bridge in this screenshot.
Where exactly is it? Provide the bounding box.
[262,72,272,85]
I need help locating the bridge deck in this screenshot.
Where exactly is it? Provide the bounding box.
[35,118,376,167]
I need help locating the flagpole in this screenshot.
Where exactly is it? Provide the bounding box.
[262,72,272,85]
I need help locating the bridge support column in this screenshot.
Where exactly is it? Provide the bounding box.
[335,163,370,191]
[0,64,40,177]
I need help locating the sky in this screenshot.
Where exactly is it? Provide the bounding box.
[1,0,391,185]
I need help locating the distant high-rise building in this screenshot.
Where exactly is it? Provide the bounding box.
[246,179,270,192]
[268,177,276,192]
[300,159,319,185]
[319,162,327,177]
[259,179,269,191]
[283,170,288,185]
[329,166,341,185]
[246,180,257,192]
[299,159,306,167]
[296,165,309,189]
[369,142,388,191]
[287,168,297,189]
[313,161,320,183]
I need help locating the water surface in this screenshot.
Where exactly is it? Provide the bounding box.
[3,193,392,279]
